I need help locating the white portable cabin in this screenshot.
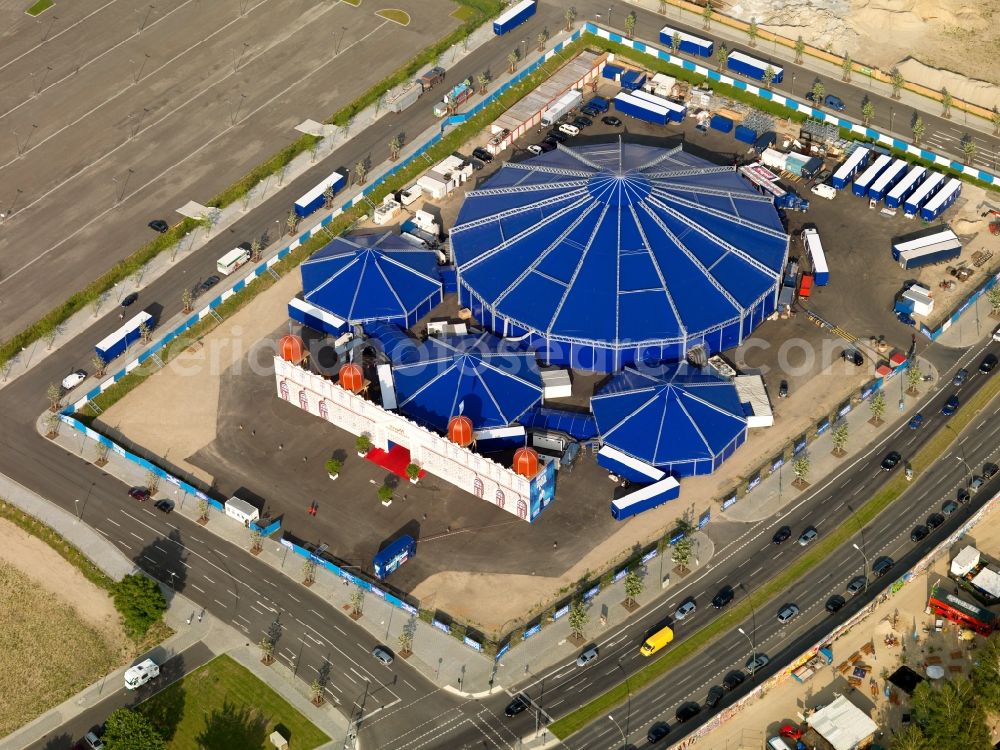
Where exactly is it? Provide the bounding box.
[831,146,870,189]
[867,158,908,201]
[852,154,893,197]
[225,496,260,525]
[541,369,573,400]
[920,177,962,221]
[903,171,944,216]
[885,165,926,209]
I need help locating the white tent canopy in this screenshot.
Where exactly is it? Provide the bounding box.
[808,695,879,750]
[971,567,1000,598]
[951,546,981,576]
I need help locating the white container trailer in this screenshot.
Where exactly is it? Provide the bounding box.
[541,90,582,126]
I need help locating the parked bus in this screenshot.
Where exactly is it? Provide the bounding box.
[639,625,674,656]
[217,244,252,276]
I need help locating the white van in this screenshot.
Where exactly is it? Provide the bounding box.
[217,244,252,275]
[810,183,836,200]
[993,323,1000,342]
[766,738,793,750]
[124,658,160,690]
[558,123,580,137]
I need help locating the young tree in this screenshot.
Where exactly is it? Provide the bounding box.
[794,35,805,64]
[623,569,644,607]
[249,237,262,262]
[890,725,931,750]
[103,707,166,750]
[912,115,926,146]
[285,208,298,236]
[970,632,1000,712]
[992,106,1000,135]
[792,455,811,486]
[181,287,194,313]
[398,616,417,655]
[861,99,875,127]
[890,67,905,99]
[477,72,489,95]
[672,534,694,569]
[702,1,713,30]
[905,364,922,394]
[536,31,547,51]
[624,11,637,39]
[762,65,776,91]
[911,677,992,749]
[671,31,681,56]
[310,679,325,705]
[831,423,849,456]
[961,135,977,165]
[567,598,588,640]
[46,382,61,412]
[354,160,368,186]
[350,586,365,617]
[248,528,263,553]
[145,470,160,494]
[378,485,394,504]
[113,573,168,640]
[715,43,728,72]
[259,636,274,664]
[564,6,577,32]
[940,87,953,118]
[197,498,209,523]
[659,0,667,14]
[747,18,758,47]
[810,80,826,109]
[389,135,402,161]
[507,50,518,73]
[841,53,852,82]
[356,433,372,455]
[91,354,107,378]
[302,557,316,585]
[869,390,887,424]
[44,411,61,437]
[138,319,151,343]
[323,184,335,208]
[987,284,1000,316]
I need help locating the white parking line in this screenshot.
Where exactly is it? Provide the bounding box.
[129,532,143,541]
[190,584,205,594]
[117,540,132,550]
[106,518,120,526]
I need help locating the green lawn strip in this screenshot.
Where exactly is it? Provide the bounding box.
[138,654,329,749]
[550,376,1000,738]
[451,5,478,21]
[376,8,410,25]
[0,499,115,592]
[25,0,53,15]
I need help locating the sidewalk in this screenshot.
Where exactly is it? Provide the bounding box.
[0,472,351,750]
[933,290,1000,349]
[621,0,999,154]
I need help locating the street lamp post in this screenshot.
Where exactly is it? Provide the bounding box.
[737,626,756,672]
[889,107,895,133]
[607,715,627,748]
[615,659,632,737]
[74,497,81,523]
[852,542,869,591]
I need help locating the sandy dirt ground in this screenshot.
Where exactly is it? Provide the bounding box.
[685,503,1000,749]
[0,518,125,642]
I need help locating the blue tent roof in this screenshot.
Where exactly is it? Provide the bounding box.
[591,364,747,475]
[450,142,788,371]
[301,232,442,328]
[393,332,543,432]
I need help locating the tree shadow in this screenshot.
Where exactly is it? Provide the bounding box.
[38,732,73,750]
[195,700,270,750]
[134,527,189,598]
[143,659,187,741]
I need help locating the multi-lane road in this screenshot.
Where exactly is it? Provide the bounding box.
[4,2,1000,749]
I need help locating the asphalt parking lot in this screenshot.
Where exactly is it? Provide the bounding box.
[0,0,456,339]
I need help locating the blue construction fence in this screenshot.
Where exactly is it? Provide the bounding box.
[919,270,1000,341]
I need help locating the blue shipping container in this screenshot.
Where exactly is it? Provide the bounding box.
[727,50,783,83]
[658,25,714,57]
[493,0,535,34]
[735,125,756,143]
[95,311,155,361]
[602,64,624,81]
[710,114,733,133]
[613,92,669,125]
[373,535,417,579]
[621,70,646,91]
[611,477,681,521]
[294,170,346,218]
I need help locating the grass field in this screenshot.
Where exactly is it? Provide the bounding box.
[138,654,329,749]
[450,4,478,21]
[0,561,120,737]
[25,0,54,15]
[376,8,411,25]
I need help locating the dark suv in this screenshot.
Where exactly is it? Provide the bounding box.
[873,556,894,578]
[705,685,725,708]
[712,586,735,608]
[723,671,745,691]
[472,147,494,163]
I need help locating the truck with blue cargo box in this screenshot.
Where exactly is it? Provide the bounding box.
[493,0,535,35]
[373,535,417,579]
[802,228,829,285]
[831,146,870,190]
[851,153,892,197]
[95,311,154,362]
[885,165,926,209]
[891,227,961,270]
[727,50,784,83]
[920,177,961,221]
[658,25,714,57]
[630,89,686,121]
[611,476,681,521]
[586,95,609,113]
[904,171,944,217]
[867,159,908,202]
[294,169,347,218]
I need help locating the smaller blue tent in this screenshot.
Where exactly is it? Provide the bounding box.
[393,332,543,432]
[301,232,442,329]
[591,364,747,477]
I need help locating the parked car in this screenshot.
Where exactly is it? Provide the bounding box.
[712,586,735,608]
[776,604,800,624]
[942,395,960,416]
[745,654,770,674]
[953,368,969,386]
[547,130,567,143]
[647,722,672,743]
[576,646,598,667]
[841,349,864,366]
[881,451,902,471]
[472,147,493,163]
[504,694,530,717]
[926,512,945,530]
[539,139,557,152]
[573,116,593,128]
[121,292,139,310]
[805,91,846,110]
[526,144,543,155]
[797,526,818,546]
[908,413,924,430]
[825,595,846,613]
[980,353,998,374]
[994,323,1000,342]
[772,525,792,544]
[61,370,87,390]
[153,500,173,514]
[128,486,151,502]
[941,499,959,515]
[673,599,697,621]
[469,158,485,171]
[910,525,929,542]
[778,380,789,398]
[147,219,169,233]
[602,115,622,127]
[82,729,105,750]
[957,488,971,504]
[371,646,393,665]
[705,685,725,708]
[780,724,804,740]
[983,463,998,480]
[969,475,985,494]
[846,576,867,595]
[198,275,221,295]
[872,556,894,578]
[580,105,600,118]
[675,702,701,722]
[723,671,746,691]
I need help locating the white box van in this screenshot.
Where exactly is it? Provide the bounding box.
[767,738,793,750]
[217,244,252,275]
[558,123,580,137]
[810,183,836,200]
[124,658,160,690]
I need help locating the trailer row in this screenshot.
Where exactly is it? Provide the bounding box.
[613,89,686,125]
[831,146,962,220]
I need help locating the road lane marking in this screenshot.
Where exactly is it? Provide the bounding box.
[130,532,144,541]
[288,593,301,603]
[106,518,120,526]
[203,575,215,584]
[116,540,132,550]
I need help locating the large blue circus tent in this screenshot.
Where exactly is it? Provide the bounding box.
[591,365,747,477]
[392,332,543,432]
[300,232,442,328]
[450,141,788,371]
